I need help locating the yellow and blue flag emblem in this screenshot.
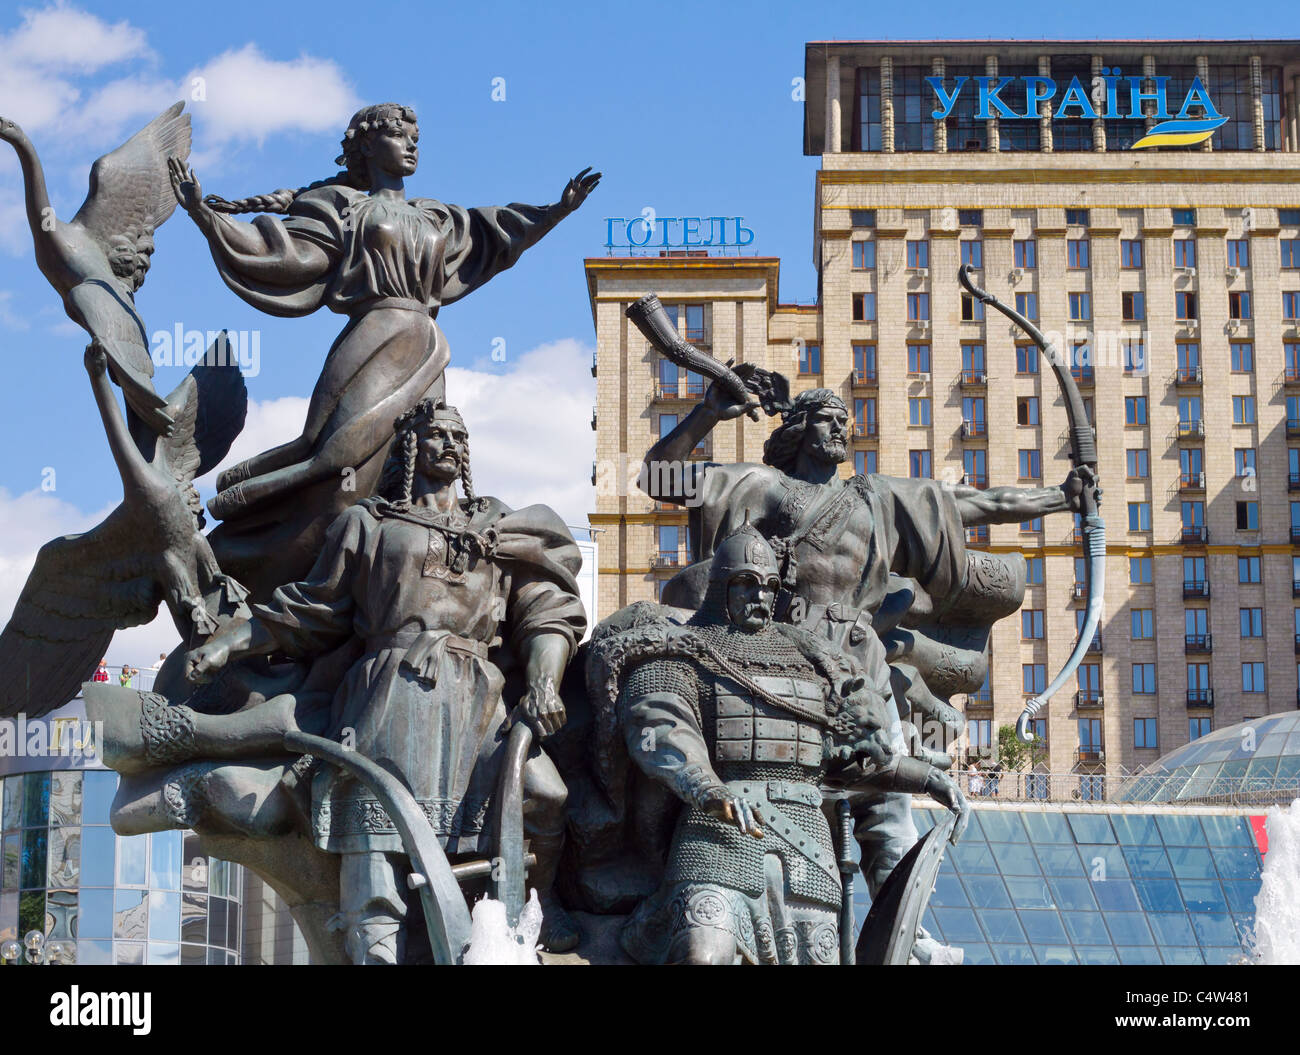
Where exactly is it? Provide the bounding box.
[1132,116,1229,149]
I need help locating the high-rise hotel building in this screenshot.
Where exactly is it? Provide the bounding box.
[586,40,1300,782]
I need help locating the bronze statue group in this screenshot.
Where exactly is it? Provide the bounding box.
[0,101,1094,965]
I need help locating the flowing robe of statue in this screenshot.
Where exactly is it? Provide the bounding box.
[249,495,585,855]
[196,186,570,595]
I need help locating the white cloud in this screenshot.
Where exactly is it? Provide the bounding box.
[446,339,596,528]
[60,75,184,148]
[3,3,151,72]
[194,395,308,499]
[183,44,359,148]
[0,290,31,329]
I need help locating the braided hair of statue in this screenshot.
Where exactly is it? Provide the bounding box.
[204,103,418,215]
[376,399,481,510]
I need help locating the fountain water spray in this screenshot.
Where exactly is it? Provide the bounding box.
[1248,799,1300,965]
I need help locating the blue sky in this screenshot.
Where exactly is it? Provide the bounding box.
[0,0,1289,660]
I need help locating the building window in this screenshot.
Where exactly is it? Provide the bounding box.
[658,413,678,440]
[1131,609,1154,639]
[963,448,987,486]
[1065,208,1089,226]
[1126,449,1149,479]
[1173,208,1196,226]
[960,294,985,321]
[1014,239,1036,269]
[1017,396,1040,426]
[1282,238,1300,269]
[1015,293,1038,321]
[1016,344,1039,374]
[1230,342,1254,373]
[1134,718,1157,749]
[960,240,983,268]
[1068,292,1091,321]
[958,209,983,227]
[1025,556,1044,583]
[1123,339,1146,375]
[907,239,929,269]
[908,397,931,426]
[1130,557,1153,584]
[852,241,876,269]
[1227,239,1250,268]
[907,344,930,373]
[1132,663,1156,694]
[854,68,882,151]
[1174,240,1197,268]
[1176,292,1198,319]
[1023,664,1046,695]
[1239,556,1262,583]
[1020,516,1042,533]
[1240,607,1263,637]
[850,208,877,227]
[852,343,876,382]
[1237,501,1260,531]
[892,65,936,151]
[909,450,932,478]
[1022,610,1044,639]
[1128,502,1152,532]
[1121,240,1143,268]
[1016,449,1040,480]
[852,292,876,321]
[1067,239,1089,269]
[1283,209,1300,225]
[854,449,878,475]
[962,396,985,433]
[657,524,680,564]
[1125,396,1148,426]
[1233,395,1256,424]
[1229,291,1252,319]
[854,397,876,434]
[967,718,992,751]
[1236,448,1257,478]
[1189,717,1211,740]
[907,293,930,321]
[1243,662,1266,693]
[798,344,821,375]
[1285,292,1300,321]
[1122,291,1145,321]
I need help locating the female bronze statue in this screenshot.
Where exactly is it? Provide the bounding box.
[168,103,599,595]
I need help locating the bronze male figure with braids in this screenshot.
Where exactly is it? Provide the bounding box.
[183,399,587,961]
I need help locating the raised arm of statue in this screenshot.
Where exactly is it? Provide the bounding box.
[950,465,1096,526]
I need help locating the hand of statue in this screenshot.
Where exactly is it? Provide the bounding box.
[697,785,764,839]
[703,377,758,421]
[0,116,26,144]
[168,156,206,215]
[1060,464,1100,514]
[185,639,231,684]
[83,339,109,378]
[560,167,601,213]
[520,675,566,739]
[925,769,971,845]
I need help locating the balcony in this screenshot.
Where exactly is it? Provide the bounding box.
[1285,367,1300,386]
[591,352,597,378]
[1184,633,1213,654]
[1070,581,1087,601]
[1173,366,1203,385]
[1289,473,1300,492]
[963,473,989,489]
[590,405,597,431]
[961,419,987,439]
[1183,580,1211,599]
[1178,472,1206,492]
[966,689,993,708]
[1291,526,1300,545]
[590,461,596,486]
[1075,690,1103,709]
[1085,634,1102,653]
[652,547,687,569]
[1294,579,1300,598]
[684,328,710,348]
[1289,418,1300,437]
[1186,689,1215,709]
[853,421,878,438]
[1075,746,1106,764]
[959,369,988,387]
[1070,366,1095,386]
[687,441,712,461]
[852,369,877,387]
[1294,633,1300,654]
[653,380,705,402]
[1059,425,1096,450]
[1174,420,1206,440]
[1180,525,1209,545]
[966,525,990,545]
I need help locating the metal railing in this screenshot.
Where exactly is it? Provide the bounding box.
[81,665,159,695]
[1183,579,1211,598]
[961,419,987,439]
[852,369,877,386]
[1186,689,1215,708]
[1173,366,1203,384]
[952,766,1300,807]
[1184,633,1213,654]
[853,421,878,438]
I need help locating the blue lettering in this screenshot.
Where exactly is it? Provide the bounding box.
[1127,75,1172,119]
[1023,76,1056,118]
[1055,75,1098,119]
[1177,76,1223,120]
[976,76,1019,120]
[926,75,968,120]
[682,217,701,247]
[605,217,623,247]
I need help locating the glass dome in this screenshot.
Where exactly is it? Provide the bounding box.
[1121,713,1300,805]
